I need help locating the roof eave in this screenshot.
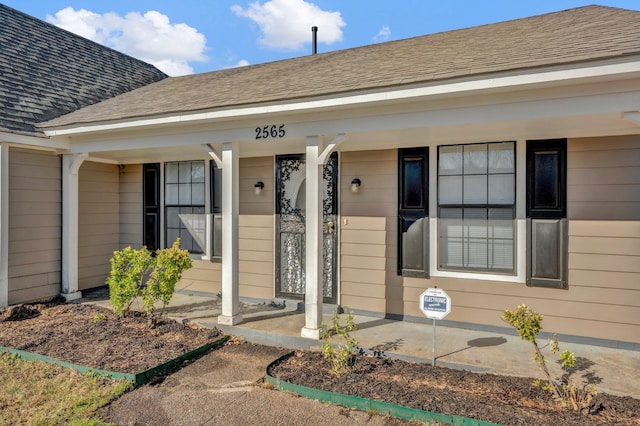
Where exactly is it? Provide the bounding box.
[42,57,640,138]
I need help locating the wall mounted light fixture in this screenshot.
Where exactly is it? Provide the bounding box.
[351,178,361,193]
[254,181,264,195]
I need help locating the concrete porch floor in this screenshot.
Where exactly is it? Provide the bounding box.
[79,288,640,399]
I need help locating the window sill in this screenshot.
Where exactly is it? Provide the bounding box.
[431,268,524,283]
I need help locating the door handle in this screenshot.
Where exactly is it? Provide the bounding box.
[327,221,334,234]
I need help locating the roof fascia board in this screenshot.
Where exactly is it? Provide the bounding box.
[44,59,640,138]
[0,131,69,150]
[64,88,640,155]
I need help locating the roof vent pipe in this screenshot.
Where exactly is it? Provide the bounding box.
[312,26,318,54]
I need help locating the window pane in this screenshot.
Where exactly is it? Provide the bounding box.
[439,208,463,268]
[179,162,191,183]
[166,228,180,247]
[533,152,559,209]
[192,182,205,205]
[489,142,515,174]
[165,183,179,204]
[439,176,462,204]
[403,158,424,208]
[488,208,514,270]
[463,144,487,174]
[466,238,488,268]
[180,230,194,252]
[437,142,515,273]
[166,207,181,228]
[177,183,190,204]
[463,175,487,204]
[488,174,514,204]
[165,163,179,183]
[191,161,205,182]
[439,145,463,175]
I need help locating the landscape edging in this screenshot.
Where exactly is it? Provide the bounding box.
[265,352,500,426]
[0,334,229,386]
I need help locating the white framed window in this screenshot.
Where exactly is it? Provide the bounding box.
[437,142,516,274]
[164,160,206,253]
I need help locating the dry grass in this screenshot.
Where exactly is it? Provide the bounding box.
[0,351,131,425]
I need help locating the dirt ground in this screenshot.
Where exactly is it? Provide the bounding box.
[0,301,222,373]
[270,351,640,425]
[1,301,639,425]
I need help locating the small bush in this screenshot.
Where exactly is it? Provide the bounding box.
[320,307,358,376]
[106,239,192,321]
[503,304,596,413]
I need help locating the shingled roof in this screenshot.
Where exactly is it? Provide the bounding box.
[42,4,640,129]
[0,4,167,137]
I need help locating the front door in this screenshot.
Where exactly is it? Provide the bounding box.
[275,153,338,303]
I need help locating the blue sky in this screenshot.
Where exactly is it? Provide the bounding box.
[5,0,640,75]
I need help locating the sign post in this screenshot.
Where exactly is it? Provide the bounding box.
[419,287,451,366]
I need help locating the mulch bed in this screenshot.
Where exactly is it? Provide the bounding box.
[269,351,640,426]
[2,300,639,425]
[0,300,222,373]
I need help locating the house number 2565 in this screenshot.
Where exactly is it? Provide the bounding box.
[255,124,286,139]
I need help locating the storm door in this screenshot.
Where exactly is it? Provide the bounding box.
[275,153,338,303]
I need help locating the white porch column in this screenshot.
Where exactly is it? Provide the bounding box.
[217,142,242,325]
[61,153,86,301]
[301,136,325,339]
[0,144,8,307]
[301,134,345,339]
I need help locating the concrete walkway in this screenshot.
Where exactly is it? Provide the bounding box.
[104,340,415,425]
[82,289,640,399]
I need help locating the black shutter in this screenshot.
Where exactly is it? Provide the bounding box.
[398,147,429,277]
[143,163,160,251]
[526,139,567,288]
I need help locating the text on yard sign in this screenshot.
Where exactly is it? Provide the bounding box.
[423,296,447,312]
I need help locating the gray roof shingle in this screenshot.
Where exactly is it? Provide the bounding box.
[0,4,167,137]
[41,4,640,129]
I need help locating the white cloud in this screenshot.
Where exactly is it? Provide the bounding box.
[231,0,345,51]
[233,59,250,67]
[46,7,207,76]
[372,25,391,43]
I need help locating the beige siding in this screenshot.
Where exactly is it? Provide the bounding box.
[7,148,61,304]
[340,150,403,313]
[239,215,274,299]
[238,157,274,299]
[239,157,273,216]
[338,141,640,344]
[176,259,221,294]
[78,162,119,290]
[119,164,142,248]
[568,135,640,220]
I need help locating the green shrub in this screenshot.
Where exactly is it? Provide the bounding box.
[106,239,192,321]
[320,307,358,376]
[503,304,596,413]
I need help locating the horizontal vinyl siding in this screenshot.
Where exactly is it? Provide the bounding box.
[239,215,273,300]
[7,148,61,304]
[340,150,401,313]
[119,164,142,248]
[78,162,119,290]
[176,259,221,294]
[568,135,640,220]
[239,157,273,216]
[338,141,639,344]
